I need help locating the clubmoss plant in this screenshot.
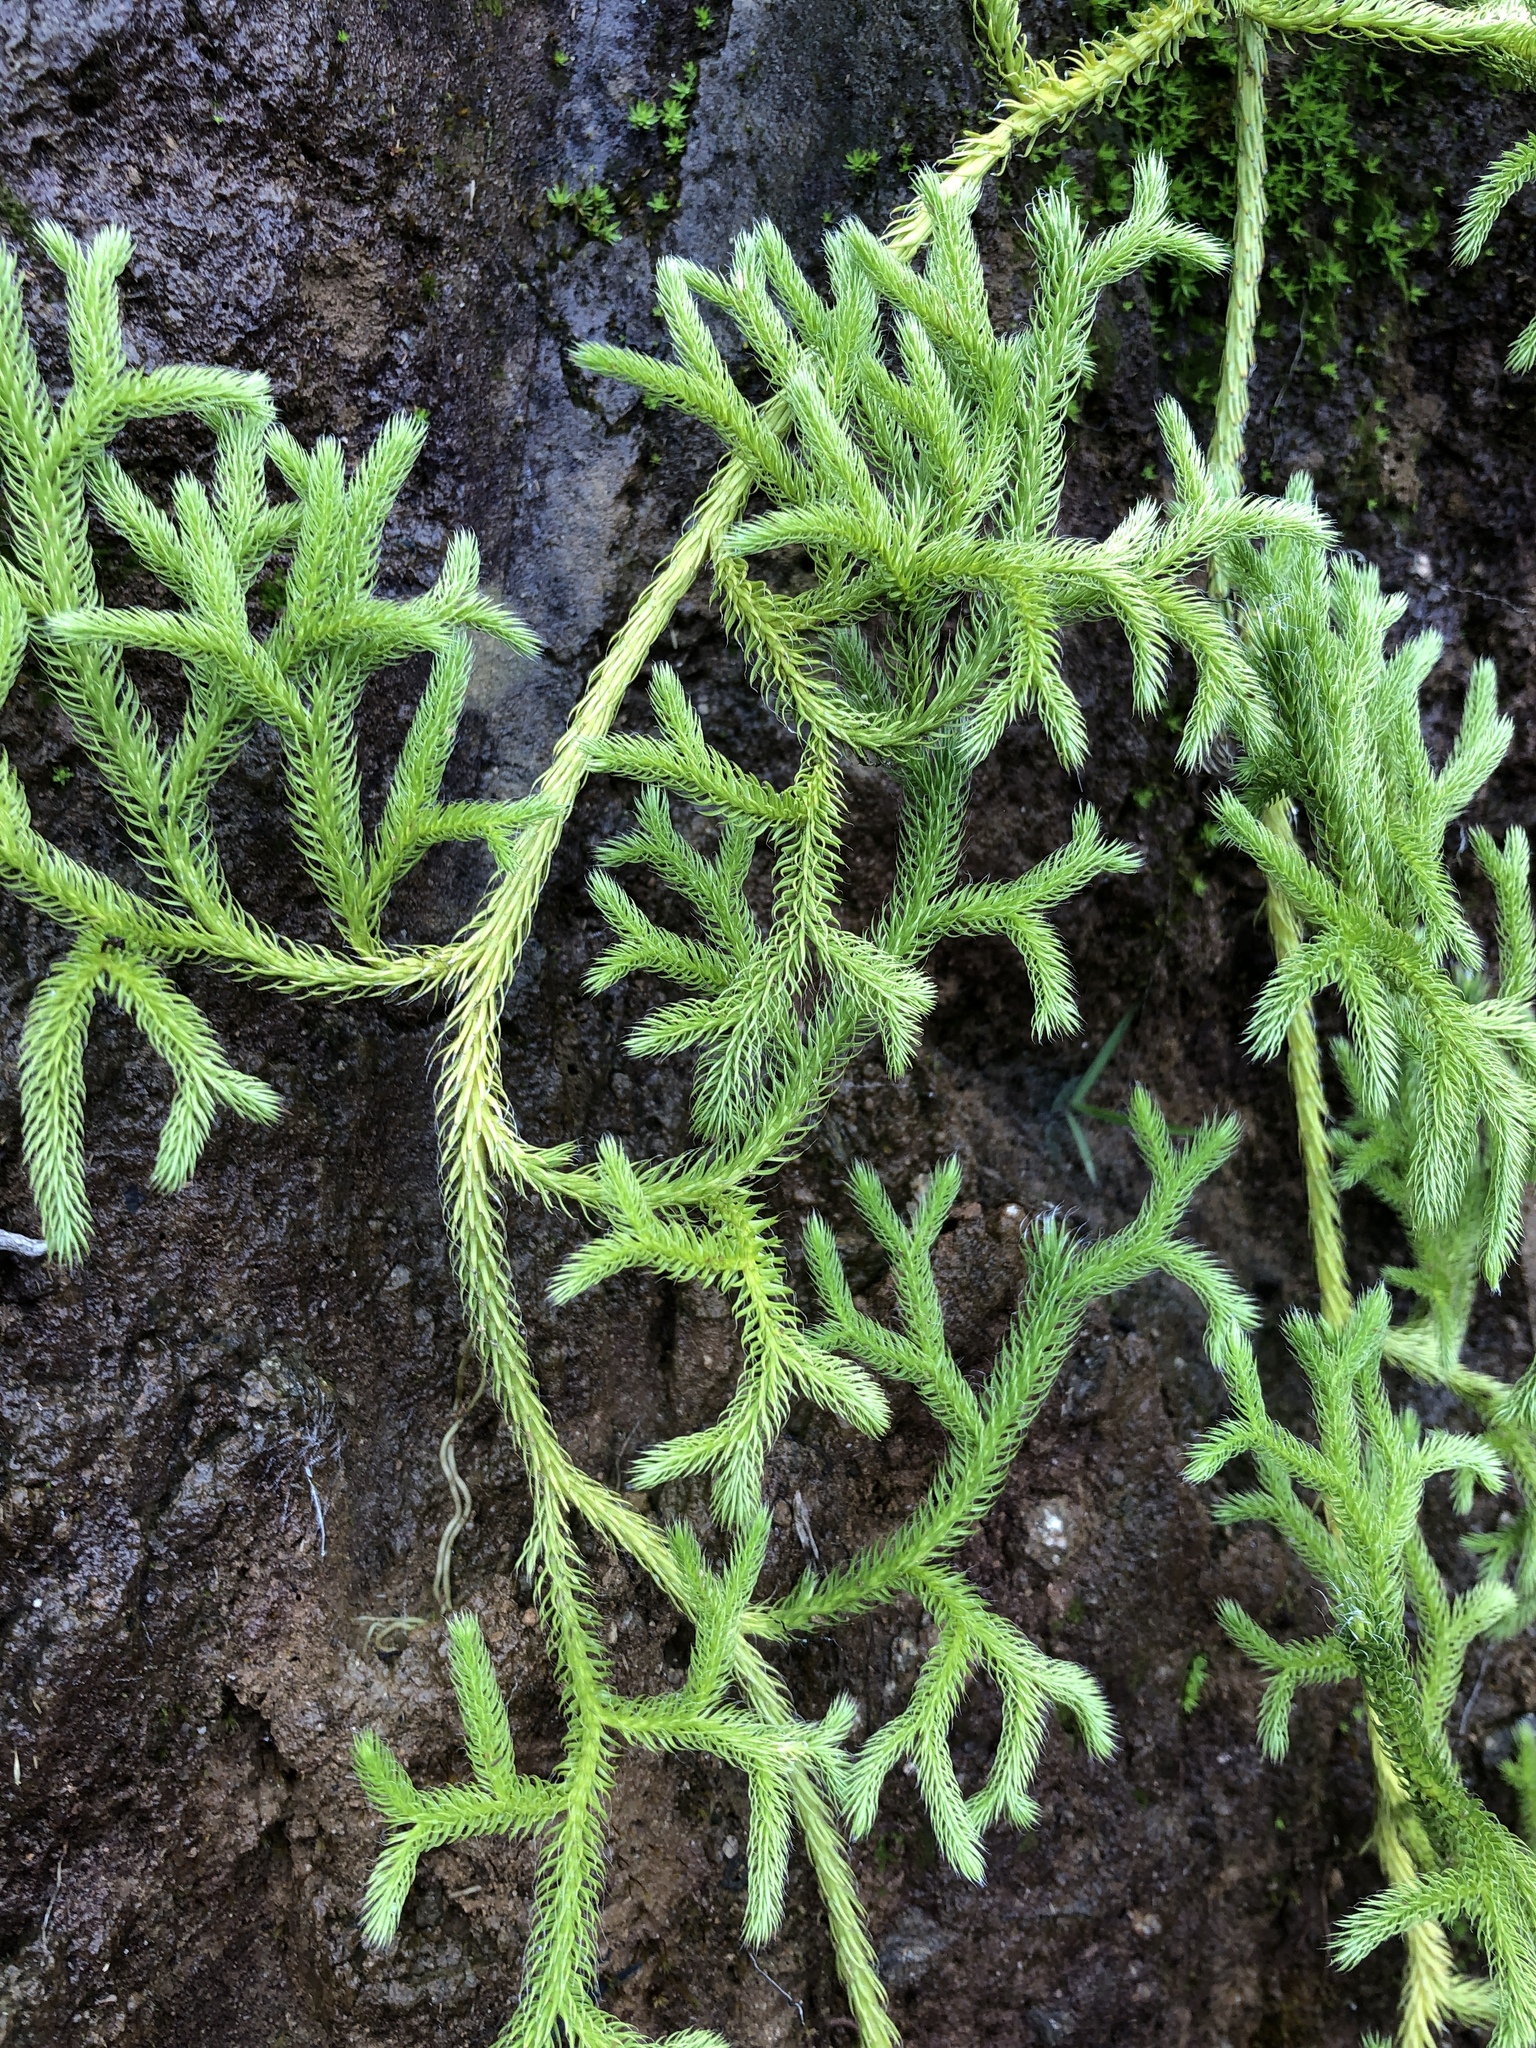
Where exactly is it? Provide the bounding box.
[0,225,541,1266]
[0,146,1305,2048]
[1186,491,1536,2043]
[11,0,1536,2041]
[548,180,624,247]
[1177,0,1536,2036]
[1456,132,1536,371]
[401,159,1304,2045]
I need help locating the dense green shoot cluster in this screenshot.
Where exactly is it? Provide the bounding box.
[358,1099,1247,2037]
[578,164,1303,781]
[1191,1294,1536,2043]
[1189,471,1536,2041]
[0,223,538,1264]
[1219,485,1536,1283]
[1225,531,1536,1654]
[346,173,1303,2047]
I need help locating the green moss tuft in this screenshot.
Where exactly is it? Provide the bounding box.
[1032,21,1443,391]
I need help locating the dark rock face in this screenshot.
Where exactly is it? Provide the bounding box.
[0,1,1534,2044]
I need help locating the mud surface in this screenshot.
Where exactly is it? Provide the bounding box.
[2,1,1536,2043]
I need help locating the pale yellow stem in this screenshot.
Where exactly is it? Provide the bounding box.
[1260,807,1352,1329]
[887,0,1224,255]
[1262,812,1489,2046]
[1210,17,1269,494]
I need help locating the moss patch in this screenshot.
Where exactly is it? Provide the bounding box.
[1021,22,1450,396]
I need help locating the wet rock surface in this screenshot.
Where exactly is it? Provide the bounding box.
[0,0,1535,2043]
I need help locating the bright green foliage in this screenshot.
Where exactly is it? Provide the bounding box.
[364,172,1293,2044]
[578,165,1311,782]
[1456,133,1536,370]
[1503,1723,1536,1846]
[971,0,1033,93]
[0,225,537,1264]
[1345,1051,1536,1639]
[1190,1292,1536,2045]
[768,1093,1249,1880]
[1204,491,1536,2040]
[357,1102,1245,2043]
[20,939,281,1259]
[355,1613,561,1949]
[549,182,623,245]
[542,12,1536,2041]
[661,64,699,157]
[542,169,1306,1543]
[1218,481,1536,1286]
[1129,2,1536,2030]
[16,0,1536,2035]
